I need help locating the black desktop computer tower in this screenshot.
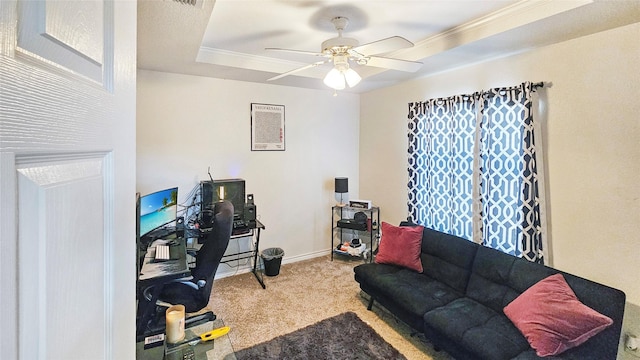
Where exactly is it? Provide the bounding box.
[199,181,215,229]
[201,181,214,208]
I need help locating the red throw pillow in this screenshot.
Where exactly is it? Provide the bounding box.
[503,273,613,357]
[374,222,424,273]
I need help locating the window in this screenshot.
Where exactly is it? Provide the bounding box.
[407,82,545,263]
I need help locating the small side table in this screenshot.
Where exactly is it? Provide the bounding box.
[331,205,380,263]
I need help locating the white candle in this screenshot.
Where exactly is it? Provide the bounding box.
[165,305,185,344]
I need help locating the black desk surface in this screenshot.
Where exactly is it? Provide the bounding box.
[139,238,190,283]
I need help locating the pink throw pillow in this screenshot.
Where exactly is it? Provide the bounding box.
[503,273,613,357]
[374,222,424,273]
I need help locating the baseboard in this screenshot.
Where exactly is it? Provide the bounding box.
[214,249,330,280]
[281,249,329,265]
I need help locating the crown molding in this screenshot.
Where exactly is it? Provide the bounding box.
[398,0,593,61]
[196,47,327,79]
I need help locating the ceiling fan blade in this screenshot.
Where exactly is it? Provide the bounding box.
[352,36,414,56]
[267,60,329,81]
[364,56,423,72]
[265,47,326,58]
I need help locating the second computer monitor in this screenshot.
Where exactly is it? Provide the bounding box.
[201,179,245,220]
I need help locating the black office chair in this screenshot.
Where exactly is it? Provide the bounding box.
[139,200,233,336]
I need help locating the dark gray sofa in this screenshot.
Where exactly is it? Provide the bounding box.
[354,225,626,359]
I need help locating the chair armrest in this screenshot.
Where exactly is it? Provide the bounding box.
[167,276,206,290]
[142,275,195,301]
[168,276,198,289]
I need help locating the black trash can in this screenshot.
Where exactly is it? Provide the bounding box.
[261,247,284,276]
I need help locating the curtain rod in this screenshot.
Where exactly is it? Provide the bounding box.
[413,82,547,104]
[483,81,545,95]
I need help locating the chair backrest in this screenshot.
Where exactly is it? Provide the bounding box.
[191,200,233,302]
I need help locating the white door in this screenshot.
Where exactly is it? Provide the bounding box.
[0,1,136,359]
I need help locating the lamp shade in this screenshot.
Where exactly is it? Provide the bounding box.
[323,68,345,90]
[343,68,361,88]
[335,177,348,193]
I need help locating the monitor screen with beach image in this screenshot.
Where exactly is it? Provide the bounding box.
[139,187,178,238]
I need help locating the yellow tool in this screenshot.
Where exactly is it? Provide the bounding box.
[168,326,230,348]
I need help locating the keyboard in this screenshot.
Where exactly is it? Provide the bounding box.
[155,244,171,261]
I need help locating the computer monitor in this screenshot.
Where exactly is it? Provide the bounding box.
[139,187,178,240]
[136,192,141,241]
[201,179,245,220]
[136,192,142,280]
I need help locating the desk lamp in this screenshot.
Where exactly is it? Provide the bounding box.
[335,177,348,207]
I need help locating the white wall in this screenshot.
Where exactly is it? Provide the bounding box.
[137,71,360,275]
[360,22,640,356]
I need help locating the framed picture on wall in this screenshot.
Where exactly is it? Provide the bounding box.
[251,103,285,151]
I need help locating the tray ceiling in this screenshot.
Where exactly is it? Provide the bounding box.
[138,0,640,93]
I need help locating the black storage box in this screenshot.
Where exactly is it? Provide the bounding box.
[337,219,368,231]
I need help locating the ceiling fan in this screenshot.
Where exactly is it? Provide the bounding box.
[266,17,423,90]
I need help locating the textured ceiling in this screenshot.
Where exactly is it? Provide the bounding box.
[137,0,640,93]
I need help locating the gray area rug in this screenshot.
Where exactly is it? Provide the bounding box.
[234,311,407,360]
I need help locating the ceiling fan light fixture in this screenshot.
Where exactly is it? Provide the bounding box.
[324,68,345,90]
[323,67,360,90]
[333,55,349,71]
[324,55,360,90]
[344,68,361,88]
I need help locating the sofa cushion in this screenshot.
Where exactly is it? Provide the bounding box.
[507,259,626,360]
[375,222,424,272]
[419,227,478,293]
[503,273,613,357]
[355,263,463,320]
[424,297,529,360]
[465,246,520,313]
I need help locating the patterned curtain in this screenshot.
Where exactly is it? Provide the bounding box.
[407,96,476,240]
[408,82,545,263]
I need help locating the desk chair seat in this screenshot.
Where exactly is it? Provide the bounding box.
[138,200,233,336]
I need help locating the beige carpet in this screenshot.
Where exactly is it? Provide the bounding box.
[207,255,454,360]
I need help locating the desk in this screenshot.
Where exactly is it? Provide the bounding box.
[136,318,236,360]
[139,238,190,282]
[219,219,267,289]
[137,238,191,340]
